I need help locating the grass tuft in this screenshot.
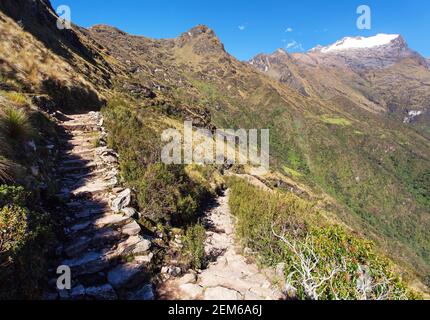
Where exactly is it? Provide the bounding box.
[0,106,34,141]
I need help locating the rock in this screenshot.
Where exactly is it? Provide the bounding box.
[85,284,118,300]
[179,284,204,299]
[204,287,243,300]
[107,263,147,289]
[70,285,85,300]
[134,253,154,264]
[131,238,152,255]
[162,266,182,277]
[111,188,131,212]
[122,221,141,236]
[94,214,131,228]
[178,273,197,285]
[127,284,155,300]
[121,207,139,218]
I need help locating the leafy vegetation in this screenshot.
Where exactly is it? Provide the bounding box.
[182,223,206,270]
[0,185,56,299]
[102,94,212,226]
[228,177,416,300]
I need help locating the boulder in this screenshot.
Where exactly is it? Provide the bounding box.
[85,284,118,300]
[111,188,131,212]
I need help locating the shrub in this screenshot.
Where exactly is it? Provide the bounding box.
[0,184,27,207]
[0,204,29,255]
[0,184,55,299]
[138,163,207,225]
[228,177,414,300]
[182,224,206,270]
[0,106,34,142]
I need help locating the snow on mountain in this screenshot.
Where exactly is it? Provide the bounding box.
[314,34,400,53]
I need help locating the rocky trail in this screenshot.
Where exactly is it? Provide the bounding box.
[159,190,284,300]
[46,111,283,301]
[46,112,155,300]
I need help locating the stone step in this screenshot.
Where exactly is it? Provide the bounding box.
[67,214,133,235]
[61,159,95,167]
[62,123,99,131]
[71,179,116,196]
[65,221,142,259]
[59,163,98,175]
[62,234,149,277]
[62,250,114,277]
[63,168,108,181]
[64,228,123,258]
[107,262,147,290]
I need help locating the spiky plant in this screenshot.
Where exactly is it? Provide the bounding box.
[0,156,15,183]
[0,106,34,142]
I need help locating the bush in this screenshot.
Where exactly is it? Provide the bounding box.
[0,204,29,255]
[182,224,206,270]
[228,177,414,300]
[138,163,207,225]
[0,184,55,299]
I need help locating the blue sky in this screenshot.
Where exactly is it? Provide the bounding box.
[51,0,430,60]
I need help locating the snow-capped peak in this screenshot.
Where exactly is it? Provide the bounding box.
[314,34,401,53]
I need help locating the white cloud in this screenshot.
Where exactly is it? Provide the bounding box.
[238,25,246,31]
[286,27,293,32]
[285,40,304,51]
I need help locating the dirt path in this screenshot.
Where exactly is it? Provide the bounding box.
[159,190,284,300]
[47,112,154,300]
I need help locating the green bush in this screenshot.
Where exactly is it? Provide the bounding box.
[0,204,29,254]
[0,184,55,299]
[182,224,206,270]
[137,163,207,225]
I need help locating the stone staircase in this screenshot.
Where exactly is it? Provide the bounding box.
[47,112,154,300]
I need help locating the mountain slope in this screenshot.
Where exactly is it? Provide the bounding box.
[85,25,430,281]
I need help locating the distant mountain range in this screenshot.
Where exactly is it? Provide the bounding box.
[249,34,430,129]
